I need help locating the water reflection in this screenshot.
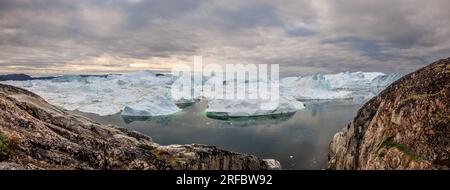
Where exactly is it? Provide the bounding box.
[122,114,179,125]
[76,100,362,170]
[206,111,295,122]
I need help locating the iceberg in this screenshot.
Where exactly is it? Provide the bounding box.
[206,96,305,118]
[204,78,307,118]
[370,73,403,88]
[1,71,181,116]
[323,71,385,90]
[1,70,401,118]
[281,72,401,101]
[121,95,181,117]
[324,72,401,99]
[281,74,352,100]
[206,81,306,119]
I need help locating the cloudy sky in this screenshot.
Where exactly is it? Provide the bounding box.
[0,0,449,76]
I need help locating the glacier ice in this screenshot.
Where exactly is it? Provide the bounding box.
[1,71,181,116]
[1,70,401,118]
[203,79,306,118]
[281,74,353,100]
[323,71,385,90]
[281,72,401,100]
[122,95,181,117]
[206,96,305,118]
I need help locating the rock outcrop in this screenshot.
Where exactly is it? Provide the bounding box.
[0,84,280,170]
[328,58,449,170]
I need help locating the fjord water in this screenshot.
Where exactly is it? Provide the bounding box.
[78,100,361,170]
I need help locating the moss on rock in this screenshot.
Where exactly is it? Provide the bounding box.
[0,133,8,161]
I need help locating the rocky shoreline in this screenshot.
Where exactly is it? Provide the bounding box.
[0,83,280,170]
[328,58,449,170]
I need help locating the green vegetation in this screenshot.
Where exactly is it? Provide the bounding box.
[398,92,440,105]
[0,133,8,161]
[378,137,423,162]
[139,145,187,170]
[137,143,153,151]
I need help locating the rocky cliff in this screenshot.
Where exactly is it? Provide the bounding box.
[328,58,449,170]
[0,84,280,170]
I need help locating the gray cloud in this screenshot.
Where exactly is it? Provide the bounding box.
[286,27,317,37]
[0,0,449,76]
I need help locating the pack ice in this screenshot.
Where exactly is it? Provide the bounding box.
[280,72,401,100]
[1,71,400,117]
[2,71,181,116]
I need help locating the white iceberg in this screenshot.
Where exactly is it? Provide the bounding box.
[206,80,305,118]
[281,72,401,100]
[323,71,385,90]
[281,74,352,100]
[1,70,401,118]
[206,96,305,118]
[324,72,401,99]
[122,94,181,117]
[1,71,182,116]
[370,73,402,88]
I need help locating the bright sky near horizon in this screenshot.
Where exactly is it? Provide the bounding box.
[0,0,449,76]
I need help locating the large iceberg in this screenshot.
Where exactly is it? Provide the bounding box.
[122,96,181,117]
[323,71,385,90]
[324,72,402,99]
[2,71,181,116]
[281,72,401,100]
[206,96,305,119]
[281,74,352,100]
[206,79,305,118]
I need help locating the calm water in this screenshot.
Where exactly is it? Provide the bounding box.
[76,100,362,170]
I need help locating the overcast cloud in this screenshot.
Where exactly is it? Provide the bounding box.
[0,0,449,76]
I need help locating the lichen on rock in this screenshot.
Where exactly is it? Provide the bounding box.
[0,132,8,161]
[328,58,449,170]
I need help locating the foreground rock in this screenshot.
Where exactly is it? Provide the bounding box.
[328,58,449,170]
[0,84,280,170]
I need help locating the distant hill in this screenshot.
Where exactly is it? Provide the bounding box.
[0,74,33,81]
[0,74,113,81]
